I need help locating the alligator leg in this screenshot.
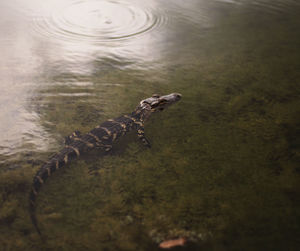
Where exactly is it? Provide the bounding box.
[92,141,112,152]
[136,124,151,148]
[102,144,113,152]
[88,142,113,175]
[64,130,81,145]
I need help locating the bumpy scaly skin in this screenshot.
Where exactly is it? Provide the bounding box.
[29,93,181,235]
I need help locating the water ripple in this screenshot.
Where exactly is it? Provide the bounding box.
[217,0,300,15]
[31,0,166,43]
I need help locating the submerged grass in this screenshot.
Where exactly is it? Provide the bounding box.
[1,6,300,251]
[1,62,299,250]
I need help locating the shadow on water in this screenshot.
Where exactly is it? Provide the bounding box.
[0,0,300,250]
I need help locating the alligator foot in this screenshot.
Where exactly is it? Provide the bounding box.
[64,130,81,145]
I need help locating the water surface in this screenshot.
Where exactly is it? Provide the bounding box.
[0,0,299,250]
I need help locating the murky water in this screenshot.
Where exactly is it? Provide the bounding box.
[0,0,299,250]
[1,0,298,158]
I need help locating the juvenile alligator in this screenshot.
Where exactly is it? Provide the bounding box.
[29,93,181,235]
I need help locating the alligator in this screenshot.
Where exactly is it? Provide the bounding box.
[29,93,181,235]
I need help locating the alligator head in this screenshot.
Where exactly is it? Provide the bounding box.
[139,93,182,113]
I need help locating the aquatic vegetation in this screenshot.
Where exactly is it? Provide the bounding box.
[1,58,299,249]
[0,1,300,250]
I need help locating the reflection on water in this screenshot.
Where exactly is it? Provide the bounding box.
[0,3,49,157]
[0,0,299,157]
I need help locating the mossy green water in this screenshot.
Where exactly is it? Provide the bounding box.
[1,4,300,251]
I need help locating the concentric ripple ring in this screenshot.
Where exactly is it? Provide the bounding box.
[32,0,165,43]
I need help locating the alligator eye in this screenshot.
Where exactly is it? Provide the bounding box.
[151,101,159,107]
[159,99,168,104]
[152,94,160,98]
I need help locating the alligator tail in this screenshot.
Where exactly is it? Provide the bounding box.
[28,146,79,235]
[29,189,42,236]
[28,156,63,236]
[29,163,53,236]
